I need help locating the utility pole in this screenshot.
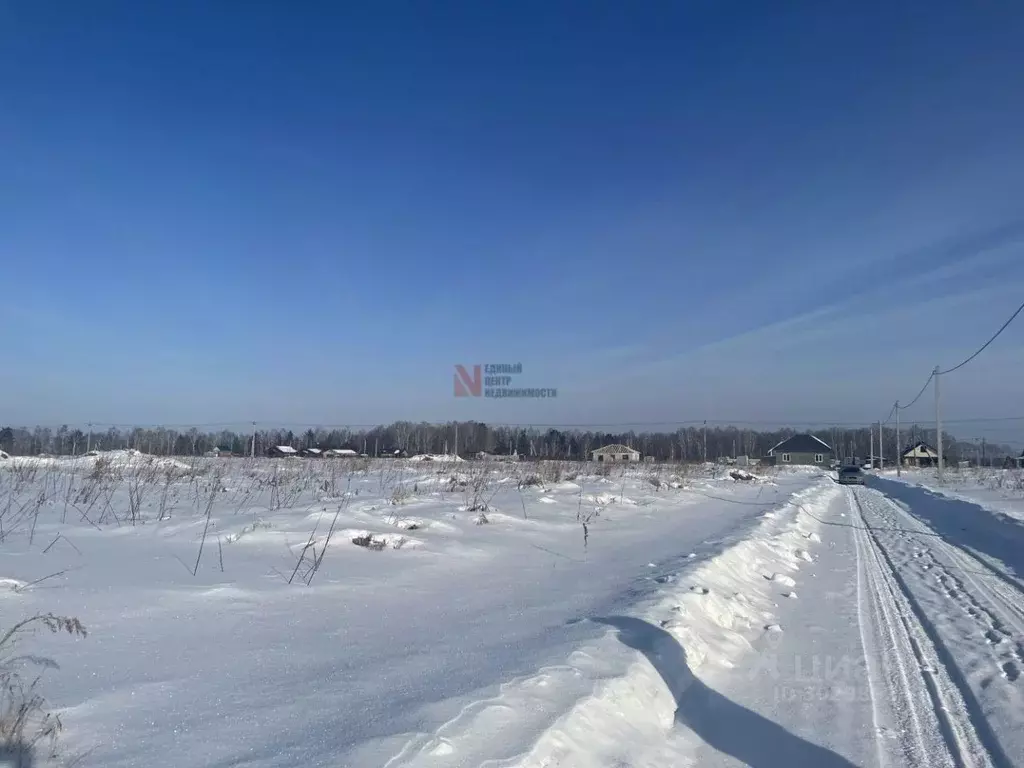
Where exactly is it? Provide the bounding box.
[878,421,884,471]
[895,402,901,478]
[454,422,459,458]
[251,421,257,458]
[870,423,874,469]
[703,420,707,464]
[87,422,93,453]
[935,366,944,480]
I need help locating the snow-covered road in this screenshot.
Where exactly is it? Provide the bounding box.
[850,484,1022,766]
[669,480,1024,768]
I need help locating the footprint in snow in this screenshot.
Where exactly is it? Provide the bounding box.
[782,591,798,599]
[984,629,1004,645]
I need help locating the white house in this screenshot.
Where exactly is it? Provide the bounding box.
[901,442,939,467]
[325,448,359,457]
[590,443,641,463]
[267,445,298,458]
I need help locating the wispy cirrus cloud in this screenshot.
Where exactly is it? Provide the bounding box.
[588,267,1024,394]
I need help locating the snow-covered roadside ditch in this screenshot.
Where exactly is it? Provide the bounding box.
[883,467,1024,525]
[387,480,841,767]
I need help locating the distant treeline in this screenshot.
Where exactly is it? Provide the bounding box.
[0,422,1011,464]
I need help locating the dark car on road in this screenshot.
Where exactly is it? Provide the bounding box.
[837,465,865,485]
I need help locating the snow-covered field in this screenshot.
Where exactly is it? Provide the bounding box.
[0,452,818,766]
[3,454,1022,767]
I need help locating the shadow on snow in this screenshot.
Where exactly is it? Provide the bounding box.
[870,476,1024,587]
[0,744,34,768]
[593,616,857,768]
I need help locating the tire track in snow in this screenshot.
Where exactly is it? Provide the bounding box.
[852,504,935,767]
[866,493,1024,688]
[850,488,1009,768]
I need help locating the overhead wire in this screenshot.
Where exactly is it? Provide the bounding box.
[896,371,935,411]
[885,296,1024,429]
[937,297,1024,375]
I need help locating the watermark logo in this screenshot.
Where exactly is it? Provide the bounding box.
[453,363,558,399]
[746,630,871,704]
[454,365,482,397]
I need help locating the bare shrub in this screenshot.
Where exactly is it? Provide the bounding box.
[289,482,353,585]
[86,457,113,482]
[576,479,598,548]
[0,614,87,760]
[517,474,543,489]
[539,462,563,484]
[126,460,163,524]
[190,469,224,576]
[463,467,496,512]
[446,475,468,492]
[389,484,412,506]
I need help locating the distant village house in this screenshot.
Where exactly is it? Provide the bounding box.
[766,434,833,466]
[475,451,519,462]
[901,442,939,467]
[267,445,298,458]
[590,444,641,463]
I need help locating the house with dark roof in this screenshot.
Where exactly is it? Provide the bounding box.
[766,434,833,466]
[1003,449,1024,468]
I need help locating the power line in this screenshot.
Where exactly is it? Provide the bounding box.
[896,371,935,411]
[938,297,1024,375]
[881,402,897,425]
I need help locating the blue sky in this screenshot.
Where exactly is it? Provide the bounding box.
[2,2,1023,438]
